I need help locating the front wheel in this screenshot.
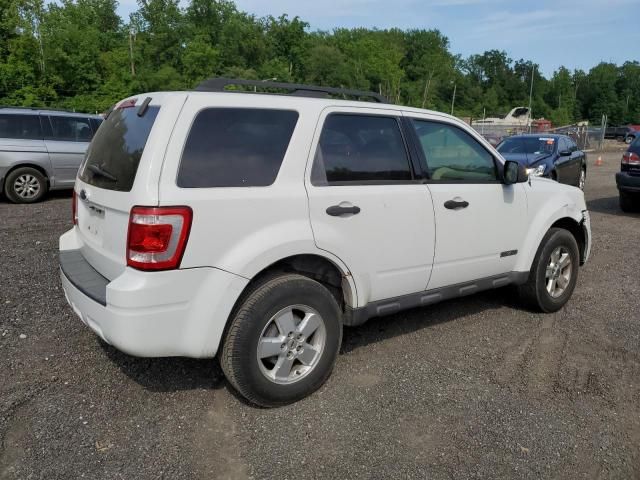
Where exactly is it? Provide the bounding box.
[518,228,580,313]
[220,273,343,407]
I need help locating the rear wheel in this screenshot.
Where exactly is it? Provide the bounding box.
[220,273,342,407]
[619,190,638,212]
[518,228,580,313]
[4,167,48,203]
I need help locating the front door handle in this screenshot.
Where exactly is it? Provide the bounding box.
[326,205,361,216]
[444,199,469,210]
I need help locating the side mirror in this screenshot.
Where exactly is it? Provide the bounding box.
[559,150,571,156]
[504,160,528,185]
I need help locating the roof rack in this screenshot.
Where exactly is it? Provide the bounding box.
[194,77,389,104]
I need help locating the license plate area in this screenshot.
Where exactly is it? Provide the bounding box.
[80,202,106,246]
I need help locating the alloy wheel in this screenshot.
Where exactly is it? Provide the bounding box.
[257,305,326,385]
[545,246,572,298]
[13,174,41,199]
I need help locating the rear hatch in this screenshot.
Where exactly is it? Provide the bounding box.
[74,93,186,280]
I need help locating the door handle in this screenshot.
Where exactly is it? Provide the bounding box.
[326,205,361,216]
[444,199,469,210]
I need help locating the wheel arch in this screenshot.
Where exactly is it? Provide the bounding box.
[236,253,357,311]
[515,208,586,273]
[3,163,51,192]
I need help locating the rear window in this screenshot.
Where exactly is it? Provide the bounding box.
[79,106,159,192]
[177,108,298,188]
[0,114,43,140]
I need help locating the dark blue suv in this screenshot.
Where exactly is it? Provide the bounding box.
[497,134,587,190]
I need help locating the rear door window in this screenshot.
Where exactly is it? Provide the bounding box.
[177,108,298,188]
[0,114,43,140]
[49,116,93,142]
[78,106,160,192]
[310,114,412,185]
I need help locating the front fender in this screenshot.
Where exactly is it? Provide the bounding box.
[514,181,585,272]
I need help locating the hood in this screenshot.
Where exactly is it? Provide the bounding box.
[500,152,553,166]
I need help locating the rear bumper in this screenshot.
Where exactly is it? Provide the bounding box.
[616,172,640,193]
[59,243,248,358]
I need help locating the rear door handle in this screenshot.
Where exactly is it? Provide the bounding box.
[326,205,361,216]
[444,199,469,210]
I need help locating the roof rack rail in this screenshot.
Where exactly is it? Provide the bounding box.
[194,77,389,104]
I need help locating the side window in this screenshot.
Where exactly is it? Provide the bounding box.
[90,117,103,134]
[311,114,412,185]
[49,116,93,142]
[177,108,298,188]
[568,138,578,152]
[0,114,43,140]
[410,119,497,182]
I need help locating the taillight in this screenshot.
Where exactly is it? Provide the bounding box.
[72,190,78,225]
[622,151,640,165]
[126,206,192,271]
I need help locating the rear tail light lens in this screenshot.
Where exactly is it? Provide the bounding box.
[622,152,640,165]
[72,190,78,225]
[126,206,192,271]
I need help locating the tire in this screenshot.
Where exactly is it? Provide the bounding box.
[625,135,634,145]
[619,191,638,212]
[518,228,580,313]
[220,273,343,407]
[4,167,48,203]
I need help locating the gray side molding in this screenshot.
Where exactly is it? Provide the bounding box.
[343,271,529,327]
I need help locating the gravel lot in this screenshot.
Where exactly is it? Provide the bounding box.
[1,149,639,479]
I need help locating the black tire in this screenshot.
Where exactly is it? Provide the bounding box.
[4,167,48,203]
[619,190,638,212]
[518,228,580,313]
[220,273,343,407]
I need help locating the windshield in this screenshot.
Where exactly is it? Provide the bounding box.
[497,137,556,155]
[78,105,159,191]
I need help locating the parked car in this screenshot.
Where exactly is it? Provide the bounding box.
[59,78,592,407]
[0,107,103,203]
[497,134,587,189]
[605,125,637,144]
[616,135,640,212]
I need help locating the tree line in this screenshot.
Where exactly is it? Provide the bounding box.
[1,0,638,126]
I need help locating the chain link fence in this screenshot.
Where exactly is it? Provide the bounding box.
[468,122,605,151]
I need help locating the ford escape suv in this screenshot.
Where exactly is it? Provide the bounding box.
[59,78,591,407]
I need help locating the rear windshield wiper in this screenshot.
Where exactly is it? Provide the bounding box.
[87,164,117,182]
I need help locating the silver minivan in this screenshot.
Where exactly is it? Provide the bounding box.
[0,107,103,203]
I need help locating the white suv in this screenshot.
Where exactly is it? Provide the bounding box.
[60,79,591,406]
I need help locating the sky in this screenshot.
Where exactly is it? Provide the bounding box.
[116,0,640,77]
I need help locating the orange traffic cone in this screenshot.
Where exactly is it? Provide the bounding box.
[595,156,603,166]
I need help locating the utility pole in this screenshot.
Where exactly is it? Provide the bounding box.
[421,71,434,109]
[129,28,136,76]
[450,82,457,116]
[528,64,535,133]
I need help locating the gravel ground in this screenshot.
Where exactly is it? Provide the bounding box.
[1,149,639,479]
